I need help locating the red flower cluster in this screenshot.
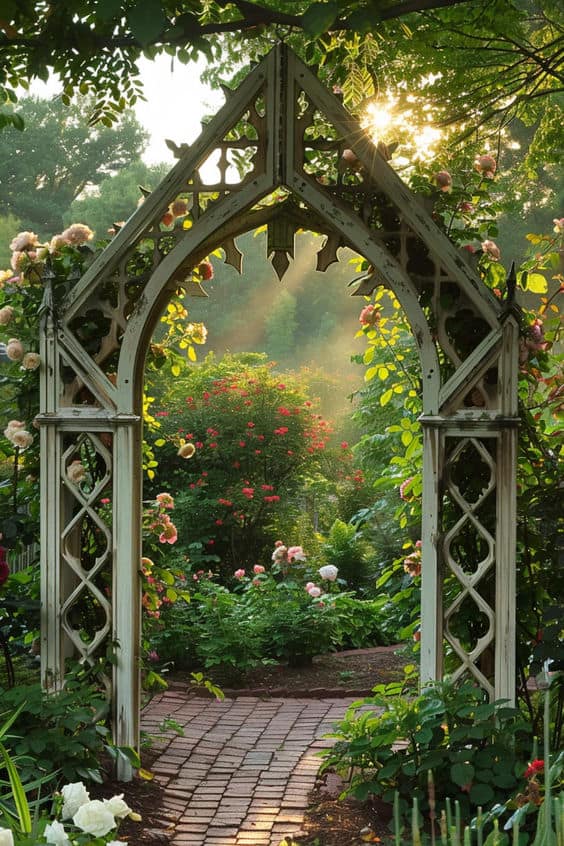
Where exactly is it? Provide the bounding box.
[524,760,544,780]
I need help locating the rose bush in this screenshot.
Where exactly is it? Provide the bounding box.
[0,777,140,845]
[144,353,367,579]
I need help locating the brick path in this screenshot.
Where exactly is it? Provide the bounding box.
[141,690,356,845]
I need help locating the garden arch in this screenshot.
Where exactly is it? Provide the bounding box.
[38,44,519,778]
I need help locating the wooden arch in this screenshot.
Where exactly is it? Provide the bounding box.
[38,44,519,779]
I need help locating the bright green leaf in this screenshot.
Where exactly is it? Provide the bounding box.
[525,272,548,293]
[380,388,393,406]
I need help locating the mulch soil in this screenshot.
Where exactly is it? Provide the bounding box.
[94,646,407,845]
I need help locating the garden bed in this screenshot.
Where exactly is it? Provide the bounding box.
[170,644,408,697]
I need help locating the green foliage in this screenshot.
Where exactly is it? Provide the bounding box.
[149,551,388,675]
[67,159,170,237]
[264,288,298,363]
[4,0,559,177]
[0,96,147,234]
[352,168,564,692]
[322,679,532,821]
[320,518,374,593]
[0,668,110,786]
[0,214,20,267]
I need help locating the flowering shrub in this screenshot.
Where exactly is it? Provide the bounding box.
[0,777,140,845]
[147,536,387,674]
[145,354,346,577]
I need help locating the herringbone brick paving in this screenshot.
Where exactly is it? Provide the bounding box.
[141,691,356,845]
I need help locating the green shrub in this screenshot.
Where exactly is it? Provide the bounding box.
[0,668,110,785]
[320,519,374,593]
[322,678,531,822]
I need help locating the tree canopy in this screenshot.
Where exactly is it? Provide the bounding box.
[1,1,562,156]
[0,95,148,234]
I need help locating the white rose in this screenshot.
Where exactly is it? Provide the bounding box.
[73,799,116,837]
[103,794,132,819]
[318,564,339,581]
[0,828,14,846]
[10,429,33,449]
[22,352,41,370]
[5,338,24,361]
[0,306,14,325]
[44,820,71,846]
[60,781,90,819]
[66,460,86,484]
[307,585,322,597]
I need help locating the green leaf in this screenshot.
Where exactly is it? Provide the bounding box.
[469,782,495,805]
[525,272,548,293]
[451,761,475,787]
[414,726,433,744]
[0,741,32,833]
[380,388,393,406]
[96,0,122,20]
[301,1,340,38]
[127,0,167,45]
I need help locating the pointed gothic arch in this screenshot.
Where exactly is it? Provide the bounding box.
[38,44,519,779]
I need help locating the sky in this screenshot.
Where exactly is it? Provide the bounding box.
[134,56,224,164]
[28,54,225,166]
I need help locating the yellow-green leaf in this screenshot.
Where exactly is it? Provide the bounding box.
[154,438,166,447]
[378,366,389,380]
[138,768,154,780]
[380,388,393,406]
[188,346,197,362]
[171,364,181,377]
[525,272,548,293]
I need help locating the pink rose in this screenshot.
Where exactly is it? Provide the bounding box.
[481,240,501,261]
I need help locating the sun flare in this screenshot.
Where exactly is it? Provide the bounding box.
[362,95,443,165]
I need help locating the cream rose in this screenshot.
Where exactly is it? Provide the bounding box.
[5,338,24,361]
[60,780,90,819]
[73,799,116,837]
[22,352,41,370]
[103,794,133,819]
[44,820,71,846]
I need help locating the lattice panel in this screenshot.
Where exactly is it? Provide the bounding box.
[442,437,496,697]
[60,433,113,695]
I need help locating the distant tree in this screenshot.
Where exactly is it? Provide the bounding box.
[264,290,298,362]
[0,213,20,266]
[0,96,147,235]
[67,160,170,238]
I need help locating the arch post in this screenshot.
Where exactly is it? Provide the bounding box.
[112,415,143,780]
[420,421,444,686]
[494,316,519,703]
